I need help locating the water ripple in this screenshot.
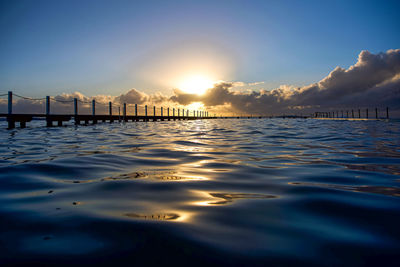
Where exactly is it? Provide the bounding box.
[0,118,399,265]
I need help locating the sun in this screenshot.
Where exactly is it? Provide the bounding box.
[178,75,215,95]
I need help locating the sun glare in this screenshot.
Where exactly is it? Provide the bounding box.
[179,75,215,95]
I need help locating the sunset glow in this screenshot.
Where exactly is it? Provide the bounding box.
[178,75,215,95]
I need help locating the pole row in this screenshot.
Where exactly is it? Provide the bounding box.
[4,91,211,129]
[314,108,389,119]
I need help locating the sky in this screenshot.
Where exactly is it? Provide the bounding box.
[0,0,399,115]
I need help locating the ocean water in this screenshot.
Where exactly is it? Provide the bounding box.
[0,118,399,266]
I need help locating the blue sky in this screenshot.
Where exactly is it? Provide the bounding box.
[0,0,399,97]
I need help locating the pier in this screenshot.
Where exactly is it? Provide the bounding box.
[1,91,213,129]
[0,91,393,129]
[314,107,389,120]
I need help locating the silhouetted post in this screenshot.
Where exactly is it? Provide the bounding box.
[135,104,137,117]
[178,108,180,117]
[341,110,343,118]
[161,107,163,117]
[167,107,170,117]
[46,96,50,115]
[92,100,95,116]
[74,98,79,125]
[123,103,127,121]
[145,105,147,117]
[352,109,354,118]
[366,108,368,119]
[375,108,378,119]
[8,91,12,115]
[7,91,15,129]
[109,102,114,122]
[346,110,348,118]
[118,106,120,122]
[45,96,52,127]
[358,109,360,118]
[92,99,97,124]
[74,98,78,116]
[386,107,389,119]
[173,108,175,117]
[153,106,156,119]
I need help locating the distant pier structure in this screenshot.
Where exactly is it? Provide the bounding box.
[314,107,389,120]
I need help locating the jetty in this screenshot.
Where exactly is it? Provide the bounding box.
[1,91,214,129]
[0,91,391,129]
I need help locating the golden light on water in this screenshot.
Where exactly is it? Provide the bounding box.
[178,75,215,95]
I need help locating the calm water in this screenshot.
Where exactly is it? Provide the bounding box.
[0,118,399,266]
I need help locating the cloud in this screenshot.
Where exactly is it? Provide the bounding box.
[170,49,400,116]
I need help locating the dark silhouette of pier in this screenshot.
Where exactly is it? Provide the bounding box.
[1,91,215,129]
[314,108,389,120]
[0,91,391,129]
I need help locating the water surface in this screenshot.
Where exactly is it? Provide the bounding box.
[0,118,399,266]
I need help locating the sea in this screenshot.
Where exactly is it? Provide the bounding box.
[0,118,399,266]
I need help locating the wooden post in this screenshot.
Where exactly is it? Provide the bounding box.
[8,91,12,115]
[366,108,368,119]
[161,107,163,117]
[74,98,79,125]
[7,91,15,129]
[375,108,378,119]
[109,102,114,122]
[358,109,360,118]
[135,104,138,117]
[153,106,156,117]
[118,106,121,122]
[346,110,349,118]
[178,108,180,117]
[92,100,95,115]
[173,108,175,117]
[46,96,50,115]
[74,98,78,116]
[386,107,389,119]
[92,99,97,124]
[145,105,147,117]
[352,109,354,118]
[167,107,170,117]
[46,96,52,127]
[123,103,127,121]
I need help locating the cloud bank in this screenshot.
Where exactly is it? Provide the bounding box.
[171,49,400,116]
[1,49,399,117]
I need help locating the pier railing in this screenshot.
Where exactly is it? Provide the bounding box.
[1,91,211,129]
[314,108,389,119]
